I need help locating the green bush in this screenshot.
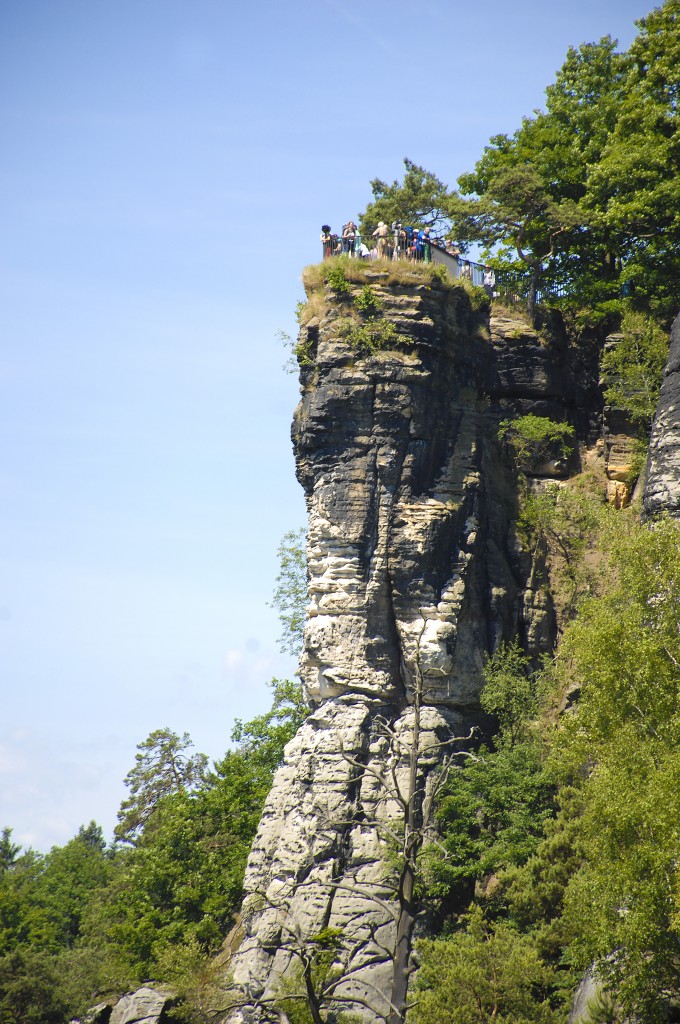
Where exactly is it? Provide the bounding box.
[601,310,668,431]
[354,284,383,315]
[324,261,351,294]
[337,316,399,355]
[499,415,575,466]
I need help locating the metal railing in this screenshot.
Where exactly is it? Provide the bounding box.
[321,231,490,278]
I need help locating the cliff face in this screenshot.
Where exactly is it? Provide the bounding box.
[229,272,596,1017]
[644,312,680,517]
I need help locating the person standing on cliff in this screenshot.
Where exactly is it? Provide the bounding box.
[342,221,357,257]
[483,265,496,298]
[446,241,461,277]
[417,226,432,263]
[372,221,389,259]
[321,225,333,259]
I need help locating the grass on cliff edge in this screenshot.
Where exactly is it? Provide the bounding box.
[299,256,487,326]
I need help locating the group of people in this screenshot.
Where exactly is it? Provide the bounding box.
[321,221,441,263]
[320,222,496,295]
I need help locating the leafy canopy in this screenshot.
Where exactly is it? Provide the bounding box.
[360,158,453,238]
[601,309,669,430]
[552,515,680,1020]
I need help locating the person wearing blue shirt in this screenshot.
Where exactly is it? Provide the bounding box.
[417,226,432,263]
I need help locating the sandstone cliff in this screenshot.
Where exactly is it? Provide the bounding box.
[227,267,599,1020]
[644,311,680,518]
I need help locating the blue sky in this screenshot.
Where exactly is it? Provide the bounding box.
[1,0,652,851]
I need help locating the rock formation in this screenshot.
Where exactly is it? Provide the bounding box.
[644,311,680,517]
[81,986,176,1024]
[227,270,598,1020]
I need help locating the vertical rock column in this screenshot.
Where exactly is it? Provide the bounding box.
[644,311,680,517]
[229,271,527,1015]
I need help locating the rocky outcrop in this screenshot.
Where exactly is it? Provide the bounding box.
[109,988,175,1024]
[644,312,680,517]
[227,273,599,1018]
[79,987,175,1024]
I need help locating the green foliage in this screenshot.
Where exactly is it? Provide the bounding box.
[585,2,680,321]
[413,907,564,1024]
[517,477,609,622]
[0,947,70,1024]
[431,742,555,899]
[447,9,680,322]
[0,827,124,1021]
[324,261,351,294]
[0,830,20,876]
[273,928,353,1024]
[549,515,680,1020]
[271,527,307,658]
[359,158,454,238]
[601,310,669,430]
[428,647,553,906]
[115,729,208,845]
[354,284,383,315]
[95,679,307,982]
[229,676,308,774]
[582,990,619,1024]
[500,786,585,959]
[0,825,115,957]
[499,415,575,467]
[480,643,538,743]
[0,677,307,1017]
[337,315,399,354]
[279,327,312,375]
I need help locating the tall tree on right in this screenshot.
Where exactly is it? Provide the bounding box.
[449,2,680,324]
[584,0,680,322]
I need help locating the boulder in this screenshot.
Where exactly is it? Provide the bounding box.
[109,986,175,1024]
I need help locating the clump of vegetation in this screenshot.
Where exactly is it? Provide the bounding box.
[414,907,563,1024]
[278,327,315,373]
[337,315,399,355]
[418,512,680,1024]
[601,310,669,431]
[324,260,351,294]
[518,474,609,623]
[356,4,680,326]
[499,414,575,468]
[270,528,307,657]
[354,283,383,315]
